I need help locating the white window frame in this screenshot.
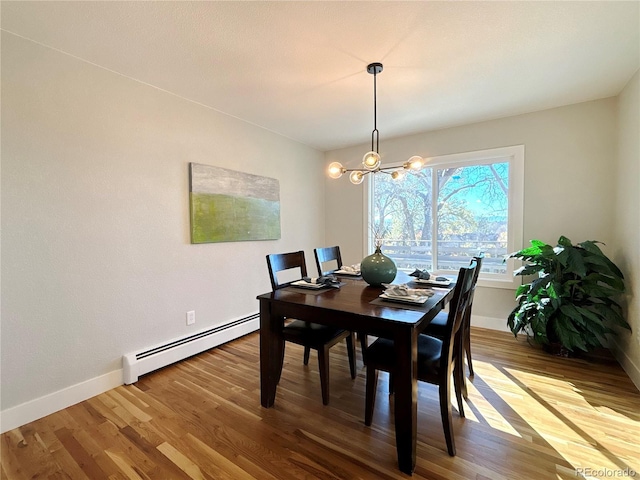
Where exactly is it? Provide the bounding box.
[364,145,524,290]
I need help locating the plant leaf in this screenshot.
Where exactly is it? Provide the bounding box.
[590,273,625,292]
[581,282,622,298]
[557,236,573,247]
[529,274,551,297]
[514,264,545,277]
[591,303,630,329]
[556,246,586,276]
[578,240,604,256]
[582,252,624,279]
[553,314,587,351]
[559,304,586,327]
[515,284,530,298]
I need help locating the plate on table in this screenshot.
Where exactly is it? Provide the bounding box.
[291,280,328,289]
[334,269,361,276]
[412,278,451,286]
[379,293,430,305]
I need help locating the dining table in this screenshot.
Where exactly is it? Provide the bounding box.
[257,270,456,475]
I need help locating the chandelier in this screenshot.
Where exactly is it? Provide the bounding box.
[328,62,425,185]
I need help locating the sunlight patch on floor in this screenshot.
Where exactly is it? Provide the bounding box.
[463,375,523,439]
[478,362,639,476]
[504,366,640,473]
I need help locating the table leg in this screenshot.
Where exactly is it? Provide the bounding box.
[260,298,284,408]
[393,327,418,475]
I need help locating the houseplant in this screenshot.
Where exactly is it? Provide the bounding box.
[507,236,629,354]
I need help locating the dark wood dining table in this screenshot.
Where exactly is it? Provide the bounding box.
[257,271,455,475]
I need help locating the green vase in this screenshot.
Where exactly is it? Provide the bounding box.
[361,246,397,286]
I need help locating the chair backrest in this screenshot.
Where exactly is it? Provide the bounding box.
[438,261,477,369]
[467,252,484,306]
[266,251,307,290]
[314,246,343,276]
[462,252,484,327]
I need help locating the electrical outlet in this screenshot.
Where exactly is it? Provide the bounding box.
[186,310,196,325]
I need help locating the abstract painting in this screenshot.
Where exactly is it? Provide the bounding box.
[189,163,281,243]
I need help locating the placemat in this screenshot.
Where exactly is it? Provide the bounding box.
[283,283,345,295]
[370,293,443,312]
[407,281,456,290]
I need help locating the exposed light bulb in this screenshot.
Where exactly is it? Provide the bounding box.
[362,151,381,171]
[391,170,405,180]
[404,156,424,171]
[349,171,365,185]
[328,162,345,179]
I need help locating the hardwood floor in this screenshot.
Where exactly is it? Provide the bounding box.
[2,328,639,479]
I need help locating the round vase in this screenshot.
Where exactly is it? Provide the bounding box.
[361,246,397,286]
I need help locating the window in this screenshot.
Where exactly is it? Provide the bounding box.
[367,145,524,288]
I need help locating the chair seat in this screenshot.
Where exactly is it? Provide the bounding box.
[283,320,348,346]
[424,311,448,337]
[366,334,444,376]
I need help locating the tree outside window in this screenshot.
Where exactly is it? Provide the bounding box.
[369,146,523,285]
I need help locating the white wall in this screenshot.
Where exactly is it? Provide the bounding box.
[612,70,640,388]
[325,98,619,328]
[1,33,325,418]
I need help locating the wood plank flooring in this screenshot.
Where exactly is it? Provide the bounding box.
[2,328,639,479]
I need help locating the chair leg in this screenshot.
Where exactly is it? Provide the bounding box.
[276,341,285,384]
[346,332,357,379]
[358,332,368,365]
[365,364,378,426]
[453,365,466,417]
[465,329,474,377]
[439,376,456,456]
[458,331,469,399]
[303,346,311,365]
[318,346,330,405]
[460,361,469,400]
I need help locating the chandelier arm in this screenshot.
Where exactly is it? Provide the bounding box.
[342,168,374,174]
[378,165,406,172]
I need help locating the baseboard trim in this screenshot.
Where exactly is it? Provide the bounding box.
[123,316,259,384]
[0,369,123,434]
[609,338,640,392]
[1,316,260,433]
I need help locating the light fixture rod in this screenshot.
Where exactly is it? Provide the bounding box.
[367,62,383,153]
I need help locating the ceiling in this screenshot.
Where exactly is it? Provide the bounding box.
[2,1,638,152]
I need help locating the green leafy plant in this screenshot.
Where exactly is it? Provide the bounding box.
[507,236,629,353]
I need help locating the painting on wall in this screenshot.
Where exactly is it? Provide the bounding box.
[189,163,281,244]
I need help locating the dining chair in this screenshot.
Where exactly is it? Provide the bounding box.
[266,250,356,405]
[314,245,369,363]
[423,253,484,384]
[314,245,343,276]
[363,260,477,456]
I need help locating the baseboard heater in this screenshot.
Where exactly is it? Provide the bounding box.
[122,313,259,384]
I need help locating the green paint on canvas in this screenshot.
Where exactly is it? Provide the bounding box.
[190,193,281,243]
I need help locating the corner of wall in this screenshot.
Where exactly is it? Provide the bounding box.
[610,338,640,392]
